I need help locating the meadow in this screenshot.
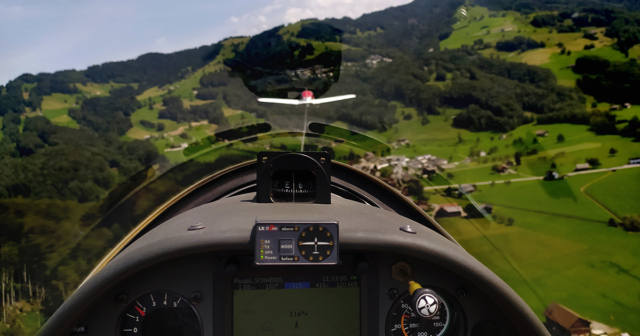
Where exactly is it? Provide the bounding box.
[584,168,640,218]
[438,192,640,334]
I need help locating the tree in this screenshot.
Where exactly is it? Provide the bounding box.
[608,218,618,227]
[156,123,165,132]
[586,158,601,167]
[464,203,483,218]
[620,215,640,232]
[514,152,523,165]
[557,133,565,142]
[506,217,515,226]
[446,172,454,179]
[609,147,618,155]
[551,162,557,168]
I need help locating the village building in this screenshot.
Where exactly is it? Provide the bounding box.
[574,163,591,171]
[434,203,464,218]
[499,134,507,140]
[479,203,493,214]
[628,157,640,165]
[609,105,620,111]
[544,170,560,181]
[543,302,591,336]
[495,164,510,173]
[535,130,549,137]
[456,184,476,196]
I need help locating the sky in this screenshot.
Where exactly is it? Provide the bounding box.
[0,0,413,85]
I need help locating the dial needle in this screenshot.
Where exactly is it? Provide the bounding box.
[135,306,145,316]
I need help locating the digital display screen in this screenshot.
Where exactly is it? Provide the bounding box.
[233,275,360,336]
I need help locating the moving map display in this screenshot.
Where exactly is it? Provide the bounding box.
[233,275,360,336]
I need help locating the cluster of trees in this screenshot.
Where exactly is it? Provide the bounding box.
[85,44,224,87]
[0,115,159,203]
[68,86,140,136]
[531,14,563,27]
[297,22,342,42]
[157,96,225,125]
[325,0,461,57]
[485,1,640,54]
[478,0,640,14]
[575,56,640,103]
[495,36,545,52]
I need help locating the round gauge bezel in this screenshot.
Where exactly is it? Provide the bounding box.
[385,290,453,336]
[116,290,203,336]
[297,224,336,262]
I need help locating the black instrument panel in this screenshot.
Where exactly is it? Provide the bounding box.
[70,251,526,336]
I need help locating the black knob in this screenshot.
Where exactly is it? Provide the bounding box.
[411,288,442,318]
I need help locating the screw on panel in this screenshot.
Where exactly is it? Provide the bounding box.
[387,288,399,300]
[399,225,416,234]
[188,223,205,231]
[116,293,128,305]
[189,292,203,304]
[456,287,467,299]
[262,156,268,163]
[225,263,238,277]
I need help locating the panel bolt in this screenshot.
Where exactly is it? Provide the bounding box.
[399,225,416,234]
[387,288,399,300]
[188,223,205,231]
[456,287,467,299]
[190,291,202,304]
[116,293,128,305]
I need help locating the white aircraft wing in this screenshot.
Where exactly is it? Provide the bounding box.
[311,94,356,105]
[257,98,301,105]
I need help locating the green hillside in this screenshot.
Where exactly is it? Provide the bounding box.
[1,0,640,334]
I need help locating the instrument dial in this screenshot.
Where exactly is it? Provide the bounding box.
[386,291,451,336]
[118,291,201,336]
[271,170,316,202]
[297,224,335,262]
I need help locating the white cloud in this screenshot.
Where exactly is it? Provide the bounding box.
[283,8,315,24]
[156,37,167,45]
[225,0,413,36]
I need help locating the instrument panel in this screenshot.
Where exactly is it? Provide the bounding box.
[70,250,525,336]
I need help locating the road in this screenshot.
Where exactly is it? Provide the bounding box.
[423,164,640,190]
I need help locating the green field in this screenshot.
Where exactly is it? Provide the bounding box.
[441,6,625,91]
[41,93,78,110]
[76,82,135,96]
[43,108,79,128]
[540,46,627,87]
[439,204,640,333]
[584,168,640,218]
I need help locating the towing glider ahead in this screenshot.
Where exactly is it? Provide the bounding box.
[257,90,356,105]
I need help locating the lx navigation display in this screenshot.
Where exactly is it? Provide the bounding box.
[233,275,360,336]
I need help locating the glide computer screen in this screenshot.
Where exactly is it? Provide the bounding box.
[233,275,360,336]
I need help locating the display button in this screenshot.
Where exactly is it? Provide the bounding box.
[279,239,294,254]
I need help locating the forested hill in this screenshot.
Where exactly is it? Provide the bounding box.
[477,0,640,12]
